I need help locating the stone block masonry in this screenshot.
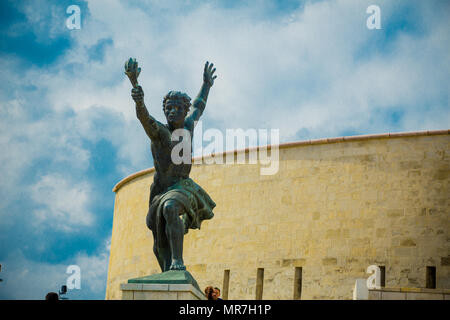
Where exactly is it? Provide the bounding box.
[106,130,449,300]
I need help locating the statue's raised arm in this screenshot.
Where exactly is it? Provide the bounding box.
[185,61,217,129]
[125,58,161,141]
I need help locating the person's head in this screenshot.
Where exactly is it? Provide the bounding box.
[163,91,191,128]
[45,292,59,301]
[213,287,221,300]
[204,286,215,300]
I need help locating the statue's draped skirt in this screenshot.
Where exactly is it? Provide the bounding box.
[146,178,215,247]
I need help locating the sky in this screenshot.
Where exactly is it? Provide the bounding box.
[0,0,448,300]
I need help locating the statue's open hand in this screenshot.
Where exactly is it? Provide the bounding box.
[203,61,217,87]
[131,85,144,105]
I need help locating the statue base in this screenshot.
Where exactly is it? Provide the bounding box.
[120,270,205,300]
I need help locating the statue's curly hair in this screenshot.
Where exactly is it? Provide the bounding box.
[163,91,191,113]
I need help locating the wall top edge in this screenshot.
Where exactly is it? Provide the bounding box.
[112,129,449,192]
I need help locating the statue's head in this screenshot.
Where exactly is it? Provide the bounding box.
[163,91,191,127]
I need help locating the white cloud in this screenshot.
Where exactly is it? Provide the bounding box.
[50,0,446,145]
[0,78,92,222]
[0,250,67,300]
[73,237,110,296]
[0,237,110,299]
[7,0,68,41]
[30,174,94,232]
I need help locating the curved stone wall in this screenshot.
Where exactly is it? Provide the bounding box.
[106,130,449,299]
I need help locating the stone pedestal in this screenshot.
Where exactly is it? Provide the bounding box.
[121,283,205,300]
[120,270,206,300]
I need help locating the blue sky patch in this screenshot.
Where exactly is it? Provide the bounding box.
[87,38,114,62]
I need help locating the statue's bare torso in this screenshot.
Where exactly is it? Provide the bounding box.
[150,122,194,198]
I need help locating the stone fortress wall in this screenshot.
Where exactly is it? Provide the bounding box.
[105,130,449,300]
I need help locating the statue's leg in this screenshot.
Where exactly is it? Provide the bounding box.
[151,232,164,271]
[147,210,171,272]
[162,200,186,270]
[151,230,171,272]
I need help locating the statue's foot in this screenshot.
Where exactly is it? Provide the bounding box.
[169,259,186,271]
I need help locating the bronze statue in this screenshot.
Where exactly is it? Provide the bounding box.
[125,58,217,272]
